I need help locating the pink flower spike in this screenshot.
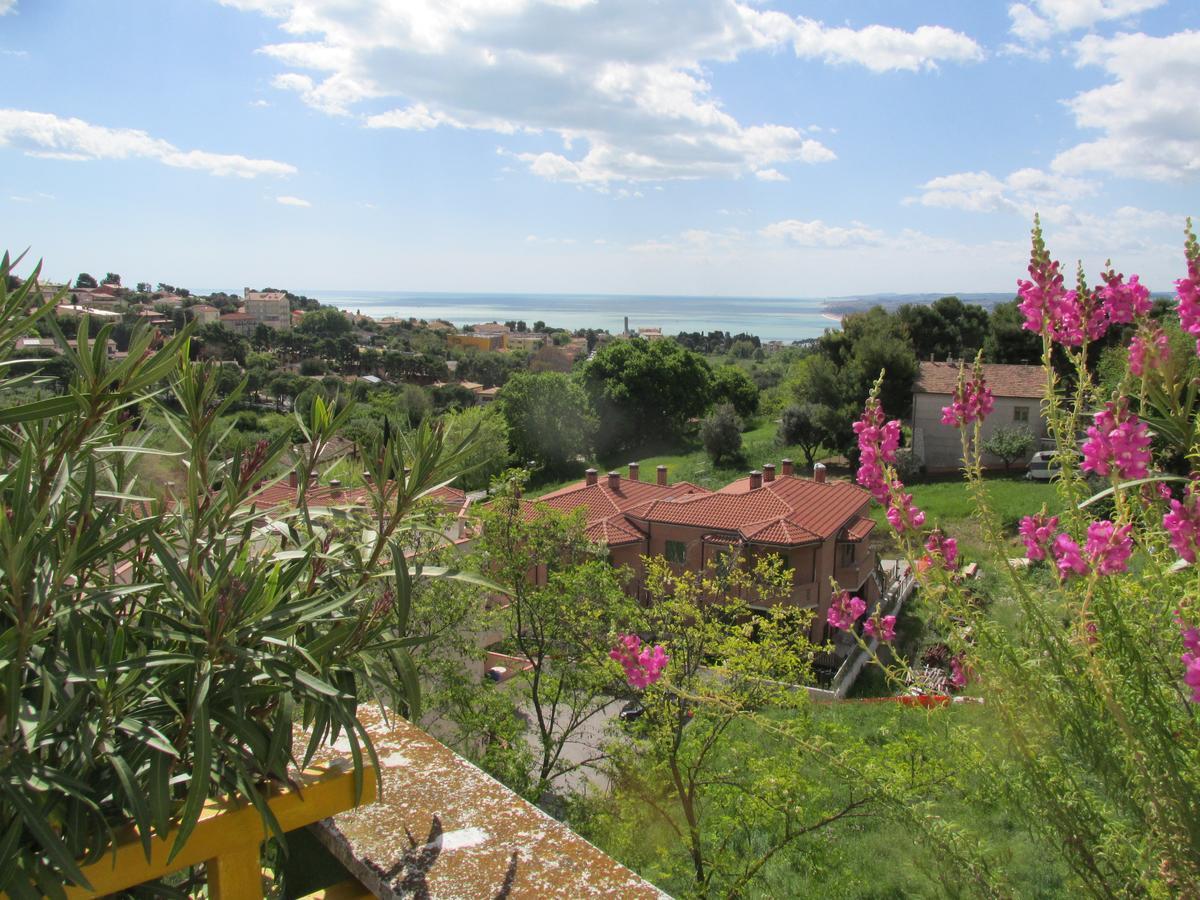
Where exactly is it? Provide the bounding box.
[948,655,967,689]
[1019,513,1059,561]
[864,615,897,643]
[1080,401,1152,480]
[1129,327,1170,378]
[1084,520,1133,575]
[924,530,958,571]
[1052,533,1089,580]
[1163,489,1200,564]
[827,590,867,631]
[611,634,669,689]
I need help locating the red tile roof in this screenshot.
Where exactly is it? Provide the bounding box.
[526,476,707,548]
[531,472,870,550]
[915,361,1044,399]
[245,480,466,514]
[842,515,876,542]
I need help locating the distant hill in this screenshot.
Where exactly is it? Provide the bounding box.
[822,292,1015,315]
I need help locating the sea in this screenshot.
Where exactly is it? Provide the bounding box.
[303,291,841,344]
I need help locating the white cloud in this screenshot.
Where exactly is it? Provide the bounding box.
[911,167,1095,213]
[760,219,884,248]
[0,1,16,15]
[276,195,310,206]
[222,0,982,185]
[754,168,788,182]
[249,99,270,108]
[0,109,296,178]
[1052,30,1200,181]
[1008,0,1165,43]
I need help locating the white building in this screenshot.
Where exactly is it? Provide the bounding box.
[911,361,1047,472]
[243,288,291,331]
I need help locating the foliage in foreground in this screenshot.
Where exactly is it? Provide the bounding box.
[0,253,482,895]
[845,218,1200,896]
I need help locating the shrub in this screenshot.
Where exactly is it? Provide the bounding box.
[0,253,482,891]
[701,402,743,464]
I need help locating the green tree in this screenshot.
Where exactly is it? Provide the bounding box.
[700,402,743,465]
[496,371,596,472]
[441,404,510,490]
[74,272,97,288]
[778,403,826,468]
[711,364,759,419]
[981,425,1035,470]
[597,555,908,898]
[477,484,638,800]
[984,299,1042,364]
[101,272,121,286]
[581,338,713,454]
[295,306,353,342]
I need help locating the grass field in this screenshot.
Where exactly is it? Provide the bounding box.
[528,420,827,497]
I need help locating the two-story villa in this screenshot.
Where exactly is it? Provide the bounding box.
[527,460,878,641]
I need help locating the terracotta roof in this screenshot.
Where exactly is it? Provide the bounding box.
[629,474,870,547]
[915,361,1043,399]
[526,476,707,549]
[245,480,466,514]
[221,312,255,321]
[842,515,876,542]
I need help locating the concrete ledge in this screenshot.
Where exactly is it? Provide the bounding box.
[298,707,664,899]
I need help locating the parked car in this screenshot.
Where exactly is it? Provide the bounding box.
[619,700,645,722]
[1025,448,1082,481]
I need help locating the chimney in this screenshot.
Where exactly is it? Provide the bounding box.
[608,471,620,490]
[814,463,827,483]
[585,468,598,486]
[329,478,343,498]
[309,470,319,484]
[288,471,298,488]
[749,470,763,490]
[781,458,794,477]
[657,465,668,486]
[763,463,776,483]
[628,462,640,481]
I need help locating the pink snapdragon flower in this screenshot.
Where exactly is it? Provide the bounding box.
[1100,271,1151,326]
[863,614,897,643]
[1178,615,1200,704]
[1017,226,1068,340]
[1163,488,1200,563]
[886,493,926,533]
[827,590,867,631]
[1175,224,1200,353]
[1080,401,1152,480]
[1084,520,1133,575]
[1052,533,1089,579]
[610,634,669,689]
[940,365,995,429]
[1019,513,1060,561]
[948,655,967,689]
[854,398,900,503]
[923,529,958,571]
[1128,327,1170,377]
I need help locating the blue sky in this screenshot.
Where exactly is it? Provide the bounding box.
[1,0,1197,297]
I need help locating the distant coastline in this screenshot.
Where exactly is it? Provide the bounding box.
[300,289,1013,344]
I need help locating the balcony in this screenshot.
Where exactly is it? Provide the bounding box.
[70,708,661,897]
[834,553,873,591]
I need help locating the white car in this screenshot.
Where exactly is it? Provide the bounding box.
[1025,449,1082,481]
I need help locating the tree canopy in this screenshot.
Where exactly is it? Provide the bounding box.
[496,371,596,472]
[581,338,713,454]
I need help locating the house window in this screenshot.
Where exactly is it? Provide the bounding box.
[664,540,687,564]
[839,543,855,568]
[1013,406,1030,423]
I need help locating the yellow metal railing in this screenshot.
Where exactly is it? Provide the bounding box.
[62,765,377,900]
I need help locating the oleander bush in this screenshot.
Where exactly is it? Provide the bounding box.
[0,252,480,895]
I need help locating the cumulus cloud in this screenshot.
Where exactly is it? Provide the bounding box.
[0,1,16,15]
[760,219,884,248]
[221,0,982,185]
[754,168,788,182]
[1007,0,1165,43]
[911,167,1095,213]
[0,109,296,178]
[276,195,310,206]
[1051,30,1200,181]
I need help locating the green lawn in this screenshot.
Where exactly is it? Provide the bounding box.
[528,420,827,497]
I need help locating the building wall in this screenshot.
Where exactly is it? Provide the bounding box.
[244,290,292,331]
[448,333,507,352]
[912,392,1047,472]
